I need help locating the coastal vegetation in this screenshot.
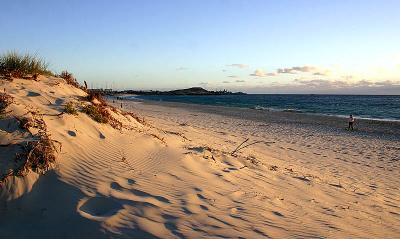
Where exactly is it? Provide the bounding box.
[82,104,110,124]
[58,70,80,88]
[1,111,60,183]
[16,122,60,176]
[64,102,78,115]
[0,92,13,114]
[0,51,52,78]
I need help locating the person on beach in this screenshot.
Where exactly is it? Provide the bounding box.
[348,114,355,131]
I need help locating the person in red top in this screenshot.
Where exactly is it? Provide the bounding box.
[348,114,355,131]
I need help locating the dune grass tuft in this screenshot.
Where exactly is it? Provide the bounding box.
[64,102,78,115]
[0,51,52,78]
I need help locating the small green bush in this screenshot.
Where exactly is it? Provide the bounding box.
[64,102,78,115]
[0,51,52,78]
[82,104,109,123]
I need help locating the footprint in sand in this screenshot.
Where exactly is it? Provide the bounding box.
[78,196,122,219]
[127,179,135,185]
[54,98,64,105]
[130,189,170,203]
[272,211,284,217]
[110,182,124,191]
[27,91,41,97]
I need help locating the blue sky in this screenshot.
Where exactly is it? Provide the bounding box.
[1,0,399,93]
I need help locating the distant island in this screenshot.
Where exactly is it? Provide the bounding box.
[109,87,246,96]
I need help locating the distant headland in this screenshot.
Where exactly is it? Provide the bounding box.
[103,87,246,96]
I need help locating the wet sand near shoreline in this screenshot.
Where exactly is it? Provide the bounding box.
[122,98,400,140]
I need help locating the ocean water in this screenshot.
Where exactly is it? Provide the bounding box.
[131,94,400,121]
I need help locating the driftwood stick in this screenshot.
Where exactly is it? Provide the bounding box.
[231,138,249,155]
[236,141,265,152]
[231,139,273,156]
[38,112,64,117]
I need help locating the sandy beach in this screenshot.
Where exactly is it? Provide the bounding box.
[0,76,399,238]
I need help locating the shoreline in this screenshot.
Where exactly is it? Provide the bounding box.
[123,95,400,123]
[118,97,400,140]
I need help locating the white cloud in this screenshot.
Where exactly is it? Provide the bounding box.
[239,79,400,94]
[277,66,316,74]
[250,69,275,77]
[176,67,188,71]
[292,79,400,91]
[277,65,331,76]
[313,71,329,76]
[227,64,248,69]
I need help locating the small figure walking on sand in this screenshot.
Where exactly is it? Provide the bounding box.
[348,114,355,131]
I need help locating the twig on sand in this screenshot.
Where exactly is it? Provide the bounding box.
[231,138,270,156]
[231,138,249,156]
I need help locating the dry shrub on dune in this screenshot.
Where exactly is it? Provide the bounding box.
[16,111,45,133]
[121,111,146,124]
[1,114,60,183]
[82,104,122,129]
[82,104,109,123]
[86,90,107,105]
[0,92,13,113]
[17,117,34,131]
[83,90,123,128]
[58,70,80,88]
[16,132,60,176]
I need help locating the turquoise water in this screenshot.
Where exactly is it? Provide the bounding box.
[131,94,400,121]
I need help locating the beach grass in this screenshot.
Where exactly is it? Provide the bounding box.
[64,102,78,115]
[0,51,52,78]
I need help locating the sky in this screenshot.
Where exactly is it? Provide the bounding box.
[1,0,400,94]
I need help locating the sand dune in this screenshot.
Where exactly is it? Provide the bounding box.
[1,76,399,238]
